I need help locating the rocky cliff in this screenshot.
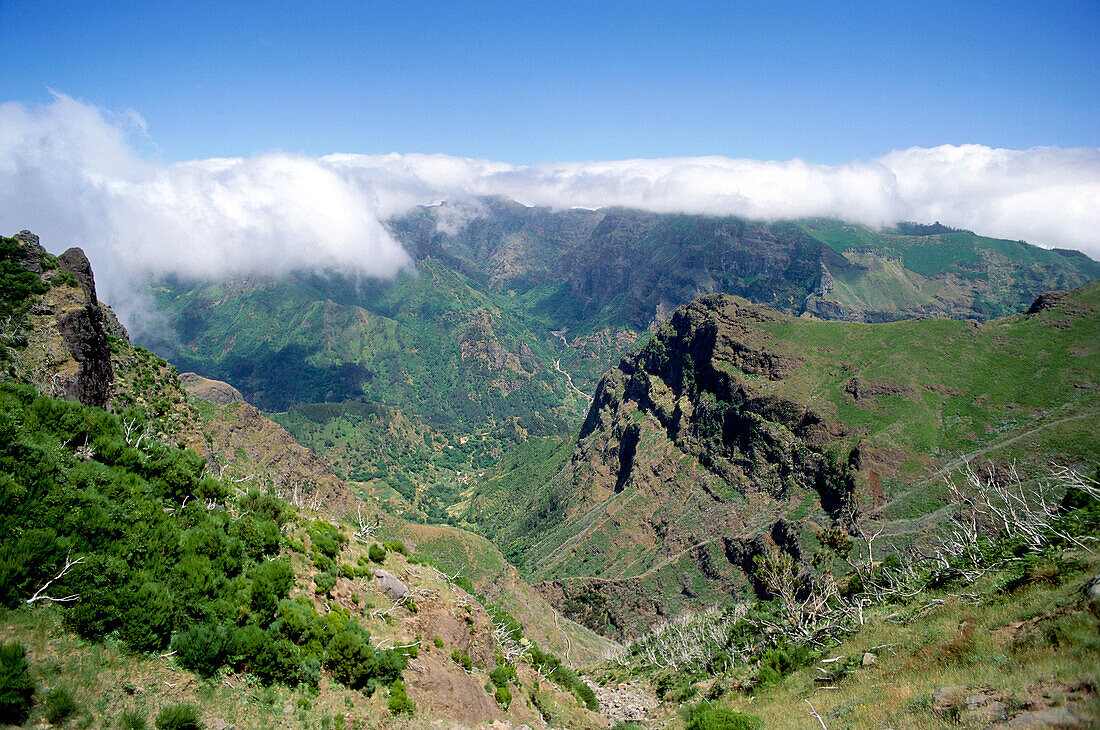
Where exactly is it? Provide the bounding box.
[11,231,114,407]
[491,285,1100,639]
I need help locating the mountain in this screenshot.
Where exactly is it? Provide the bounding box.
[463,283,1100,638]
[3,227,1098,728]
[1,231,614,729]
[143,201,1100,522]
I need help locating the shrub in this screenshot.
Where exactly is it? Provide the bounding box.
[315,571,337,597]
[382,540,407,556]
[684,703,762,730]
[249,558,294,619]
[388,678,415,715]
[451,650,472,672]
[494,684,512,709]
[44,685,79,724]
[52,270,80,288]
[0,642,35,725]
[172,621,231,678]
[489,664,516,688]
[368,544,386,563]
[155,703,204,730]
[326,626,407,692]
[433,637,444,648]
[120,581,173,653]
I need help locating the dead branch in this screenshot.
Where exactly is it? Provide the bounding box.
[26,554,85,604]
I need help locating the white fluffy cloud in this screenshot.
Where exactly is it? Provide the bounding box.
[1,94,1098,321]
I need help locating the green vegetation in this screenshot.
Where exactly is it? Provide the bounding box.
[684,703,762,730]
[387,678,415,715]
[0,235,49,317]
[154,703,203,730]
[0,380,406,694]
[118,709,148,729]
[43,685,79,724]
[0,641,34,725]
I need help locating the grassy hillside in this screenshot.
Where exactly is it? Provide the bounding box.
[469,283,1099,638]
[592,463,1100,728]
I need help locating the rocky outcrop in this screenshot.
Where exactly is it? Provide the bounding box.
[10,233,115,408]
[179,372,245,404]
[54,247,114,408]
[517,295,865,638]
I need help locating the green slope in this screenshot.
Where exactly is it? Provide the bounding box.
[468,282,1100,638]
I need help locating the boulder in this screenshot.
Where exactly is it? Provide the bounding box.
[375,569,410,601]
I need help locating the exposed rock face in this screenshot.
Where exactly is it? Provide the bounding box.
[56,301,113,407]
[522,295,857,638]
[57,247,99,303]
[9,234,115,408]
[54,247,114,408]
[14,230,48,274]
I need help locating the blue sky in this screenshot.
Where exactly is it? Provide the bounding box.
[3,0,1097,164]
[2,0,1099,297]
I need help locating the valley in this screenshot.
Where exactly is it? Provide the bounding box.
[2,214,1098,729]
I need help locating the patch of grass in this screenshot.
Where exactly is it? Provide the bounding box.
[155,704,203,730]
[44,685,79,724]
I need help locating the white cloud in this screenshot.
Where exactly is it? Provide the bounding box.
[1,94,1098,330]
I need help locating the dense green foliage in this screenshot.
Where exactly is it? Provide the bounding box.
[387,678,415,715]
[0,236,48,318]
[0,381,405,692]
[684,703,763,730]
[0,641,34,725]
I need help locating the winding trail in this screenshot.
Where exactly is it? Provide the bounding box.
[549,328,593,405]
[555,358,593,405]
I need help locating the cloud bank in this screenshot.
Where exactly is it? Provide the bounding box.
[1,94,1098,322]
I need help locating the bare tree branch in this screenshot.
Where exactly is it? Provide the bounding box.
[26,553,85,604]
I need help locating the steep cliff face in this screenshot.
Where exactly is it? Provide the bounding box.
[4,231,207,450]
[10,232,114,408]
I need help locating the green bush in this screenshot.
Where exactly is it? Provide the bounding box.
[120,581,173,652]
[326,626,407,692]
[52,270,80,288]
[451,650,472,672]
[44,685,79,724]
[382,540,407,556]
[155,703,204,730]
[0,642,35,725]
[388,678,415,715]
[684,703,762,730]
[494,684,512,709]
[489,664,516,687]
[249,558,294,619]
[315,571,337,597]
[172,621,230,678]
[368,544,386,563]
